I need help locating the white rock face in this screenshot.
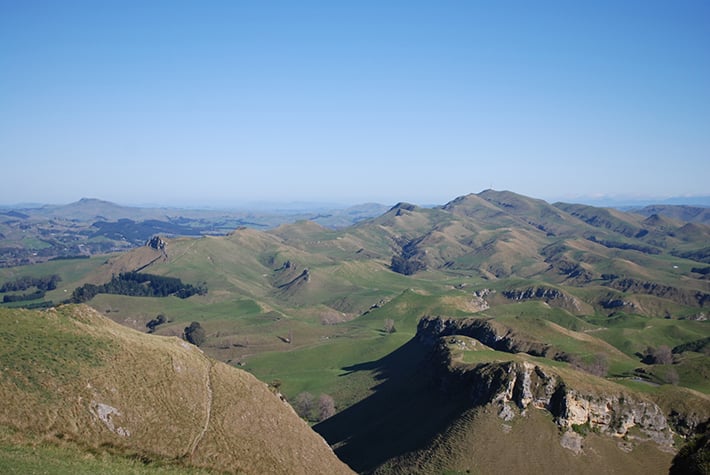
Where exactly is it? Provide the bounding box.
[463,361,674,451]
[90,401,130,437]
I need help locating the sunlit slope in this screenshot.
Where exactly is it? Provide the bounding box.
[0,305,353,475]
[7,189,706,320]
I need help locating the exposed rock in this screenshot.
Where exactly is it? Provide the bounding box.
[502,286,583,312]
[469,288,492,311]
[146,236,167,250]
[606,278,710,308]
[560,430,584,454]
[442,358,674,449]
[417,316,553,357]
[600,297,636,310]
[89,401,130,437]
[419,323,679,452]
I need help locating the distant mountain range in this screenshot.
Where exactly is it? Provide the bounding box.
[0,198,390,266]
[626,204,710,224]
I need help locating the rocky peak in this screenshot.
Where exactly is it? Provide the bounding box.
[146,236,167,250]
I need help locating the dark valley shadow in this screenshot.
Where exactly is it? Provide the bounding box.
[314,337,470,474]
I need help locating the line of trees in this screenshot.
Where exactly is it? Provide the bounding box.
[587,236,661,255]
[3,290,45,303]
[0,274,61,293]
[69,272,206,303]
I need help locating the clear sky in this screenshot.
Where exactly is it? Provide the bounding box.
[1,1,708,207]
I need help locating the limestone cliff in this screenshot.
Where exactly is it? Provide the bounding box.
[417,315,553,357]
[417,316,708,454]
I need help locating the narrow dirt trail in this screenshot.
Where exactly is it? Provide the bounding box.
[187,359,214,459]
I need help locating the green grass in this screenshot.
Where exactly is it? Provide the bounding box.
[583,313,708,357]
[246,330,412,408]
[0,255,118,308]
[2,214,708,403]
[0,307,116,396]
[0,442,214,475]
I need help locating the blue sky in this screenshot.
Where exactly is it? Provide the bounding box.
[1,1,708,207]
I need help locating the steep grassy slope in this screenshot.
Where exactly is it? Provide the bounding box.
[0,305,353,474]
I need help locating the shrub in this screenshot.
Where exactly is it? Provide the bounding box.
[318,394,336,421]
[642,345,673,365]
[184,321,206,346]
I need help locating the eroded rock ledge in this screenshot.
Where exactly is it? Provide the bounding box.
[417,316,679,451]
[417,315,553,357]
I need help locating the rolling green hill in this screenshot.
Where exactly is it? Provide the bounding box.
[1,190,708,473]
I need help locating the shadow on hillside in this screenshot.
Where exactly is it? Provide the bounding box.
[314,338,470,474]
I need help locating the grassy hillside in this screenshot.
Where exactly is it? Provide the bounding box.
[0,429,213,475]
[1,190,708,473]
[0,305,353,474]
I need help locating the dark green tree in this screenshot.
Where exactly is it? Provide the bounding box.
[184,321,206,346]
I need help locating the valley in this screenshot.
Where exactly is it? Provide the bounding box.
[1,190,708,474]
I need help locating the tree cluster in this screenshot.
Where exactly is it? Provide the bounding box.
[390,255,425,275]
[69,272,206,303]
[560,352,609,377]
[0,274,60,293]
[587,236,661,255]
[671,247,710,264]
[146,314,169,333]
[292,392,336,422]
[669,428,710,475]
[3,290,45,303]
[672,337,710,355]
[642,345,674,365]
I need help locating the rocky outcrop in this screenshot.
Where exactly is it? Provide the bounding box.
[278,269,311,289]
[550,384,672,446]
[600,297,636,310]
[433,349,674,450]
[417,320,679,452]
[605,278,709,307]
[502,286,584,312]
[272,260,311,292]
[417,316,553,357]
[146,235,167,250]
